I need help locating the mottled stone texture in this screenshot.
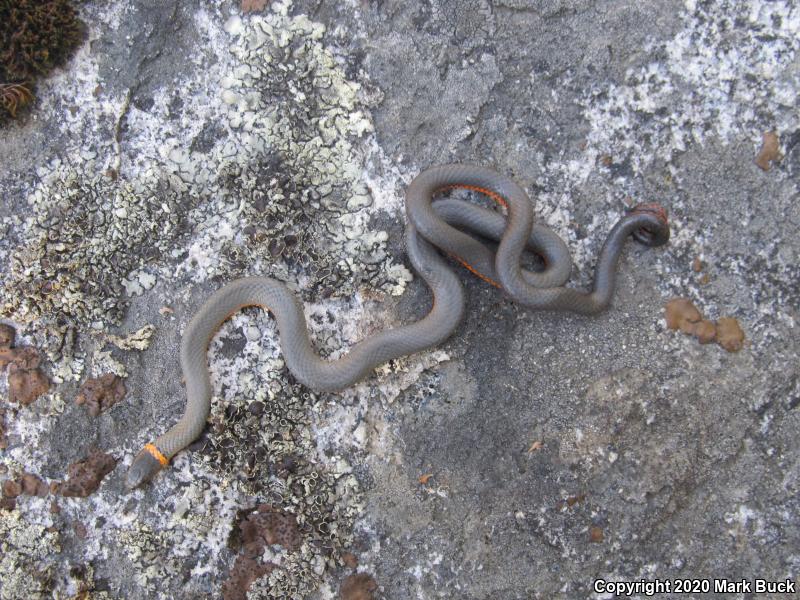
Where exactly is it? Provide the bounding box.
[0,0,798,598]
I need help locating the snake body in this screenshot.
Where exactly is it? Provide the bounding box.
[126,164,669,488]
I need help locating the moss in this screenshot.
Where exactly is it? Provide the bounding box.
[0,0,85,121]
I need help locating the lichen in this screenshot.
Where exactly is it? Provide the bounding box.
[167,1,409,302]
[0,510,61,600]
[0,0,418,597]
[580,0,800,172]
[195,311,364,596]
[0,168,193,328]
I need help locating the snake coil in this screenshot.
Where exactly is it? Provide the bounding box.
[126,164,669,488]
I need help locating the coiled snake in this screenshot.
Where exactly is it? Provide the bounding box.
[126,164,669,488]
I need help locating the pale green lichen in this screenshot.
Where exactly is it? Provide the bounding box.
[0,168,192,328]
[176,1,409,302]
[103,324,156,352]
[0,511,61,600]
[0,1,404,597]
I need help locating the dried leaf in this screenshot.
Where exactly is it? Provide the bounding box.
[755,131,781,171]
[241,0,269,13]
[527,440,543,453]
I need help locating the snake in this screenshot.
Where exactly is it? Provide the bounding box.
[125,164,669,489]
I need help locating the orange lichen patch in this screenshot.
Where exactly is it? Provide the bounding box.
[589,526,604,543]
[716,317,745,353]
[55,449,117,497]
[340,573,379,600]
[755,131,781,171]
[418,473,433,485]
[241,0,269,12]
[75,373,127,416]
[223,505,304,600]
[693,319,718,344]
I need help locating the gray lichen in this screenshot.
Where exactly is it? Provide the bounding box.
[0,1,404,597]
[0,511,61,600]
[0,168,192,328]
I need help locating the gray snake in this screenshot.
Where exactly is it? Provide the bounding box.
[126,164,669,488]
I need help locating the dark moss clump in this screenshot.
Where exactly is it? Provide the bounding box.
[0,0,85,121]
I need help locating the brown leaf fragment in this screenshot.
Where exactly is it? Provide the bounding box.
[222,505,300,600]
[589,525,604,543]
[75,374,127,416]
[693,319,718,344]
[340,573,379,600]
[241,0,269,13]
[0,324,15,349]
[21,472,48,497]
[755,131,781,171]
[527,440,544,453]
[55,449,117,497]
[2,478,22,498]
[418,473,433,485]
[8,367,50,405]
[566,493,586,507]
[716,317,745,352]
[0,83,34,119]
[664,298,703,333]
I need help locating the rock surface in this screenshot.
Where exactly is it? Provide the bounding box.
[0,0,798,598]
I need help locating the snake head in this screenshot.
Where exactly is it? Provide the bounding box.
[125,446,165,489]
[629,202,670,247]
